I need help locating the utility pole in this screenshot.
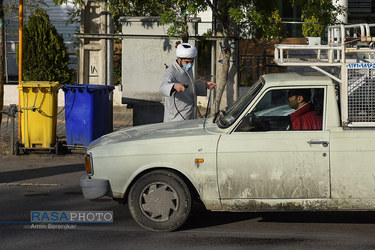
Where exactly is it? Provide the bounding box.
[0,0,5,129]
[18,0,23,138]
[18,0,22,82]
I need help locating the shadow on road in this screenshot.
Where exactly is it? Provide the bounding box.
[259,211,375,224]
[0,164,84,183]
[183,210,375,231]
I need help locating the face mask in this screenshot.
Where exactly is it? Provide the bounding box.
[182,62,194,71]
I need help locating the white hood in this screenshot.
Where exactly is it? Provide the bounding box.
[88,119,210,150]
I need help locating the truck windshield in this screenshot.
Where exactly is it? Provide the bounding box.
[217,78,264,128]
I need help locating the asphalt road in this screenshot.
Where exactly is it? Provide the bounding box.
[1,154,375,249]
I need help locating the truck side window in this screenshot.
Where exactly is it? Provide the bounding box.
[235,88,324,132]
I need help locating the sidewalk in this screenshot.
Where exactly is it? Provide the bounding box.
[0,106,133,155]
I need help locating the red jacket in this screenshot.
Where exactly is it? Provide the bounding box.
[289,102,322,130]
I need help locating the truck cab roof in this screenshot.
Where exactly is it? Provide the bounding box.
[261,72,334,87]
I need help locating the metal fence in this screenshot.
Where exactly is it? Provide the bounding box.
[239,51,286,86]
[348,68,375,123]
[0,106,133,156]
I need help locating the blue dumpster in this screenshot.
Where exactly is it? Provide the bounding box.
[62,84,115,147]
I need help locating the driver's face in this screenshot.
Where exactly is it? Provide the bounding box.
[288,95,299,109]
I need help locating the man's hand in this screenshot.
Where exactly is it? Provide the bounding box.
[173,83,187,92]
[206,81,216,90]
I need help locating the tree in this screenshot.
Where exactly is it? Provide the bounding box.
[298,0,346,37]
[4,0,46,18]
[53,0,346,112]
[17,7,72,83]
[155,0,282,111]
[53,0,282,111]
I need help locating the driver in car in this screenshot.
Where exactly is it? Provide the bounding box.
[287,89,322,130]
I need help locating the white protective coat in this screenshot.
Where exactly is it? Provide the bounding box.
[160,60,207,122]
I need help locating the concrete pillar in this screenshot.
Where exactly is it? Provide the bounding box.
[79,0,109,85]
[79,0,114,130]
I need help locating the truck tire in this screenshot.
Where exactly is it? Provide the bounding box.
[128,170,191,232]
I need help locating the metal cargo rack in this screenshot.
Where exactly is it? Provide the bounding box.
[274,23,375,127]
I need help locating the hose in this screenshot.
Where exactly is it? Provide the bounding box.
[173,69,213,120]
[173,91,186,120]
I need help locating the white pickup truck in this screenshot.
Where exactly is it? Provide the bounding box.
[80,68,375,231]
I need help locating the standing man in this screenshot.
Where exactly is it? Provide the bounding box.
[160,43,216,122]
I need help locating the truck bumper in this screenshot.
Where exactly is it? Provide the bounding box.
[80,173,109,200]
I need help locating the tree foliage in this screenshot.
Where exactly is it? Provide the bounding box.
[51,0,347,40]
[52,0,284,40]
[294,0,347,37]
[18,8,73,83]
[155,0,283,40]
[52,0,346,111]
[4,0,47,22]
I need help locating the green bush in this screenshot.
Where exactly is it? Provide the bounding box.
[17,8,73,83]
[302,15,325,37]
[300,0,347,38]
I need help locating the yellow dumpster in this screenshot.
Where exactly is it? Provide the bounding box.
[17,81,60,152]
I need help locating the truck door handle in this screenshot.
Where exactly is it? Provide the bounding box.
[308,140,329,147]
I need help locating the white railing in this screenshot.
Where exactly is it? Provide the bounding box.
[274,44,343,66]
[274,23,375,67]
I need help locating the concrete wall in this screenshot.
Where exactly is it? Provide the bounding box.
[120,16,202,124]
[121,16,201,104]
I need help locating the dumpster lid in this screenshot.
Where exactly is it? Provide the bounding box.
[17,81,60,90]
[62,84,115,91]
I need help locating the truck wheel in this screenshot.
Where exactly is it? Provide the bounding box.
[128,170,191,232]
